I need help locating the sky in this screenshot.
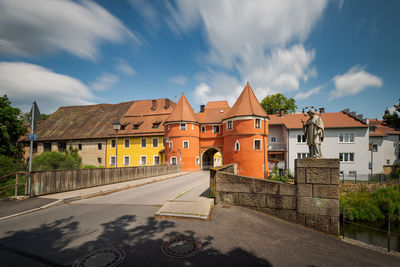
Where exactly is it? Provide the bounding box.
[0,0,399,120]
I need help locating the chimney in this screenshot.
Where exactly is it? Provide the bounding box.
[319,107,325,114]
[279,108,285,117]
[164,99,170,109]
[200,105,205,113]
[356,114,363,121]
[349,111,356,117]
[342,109,350,114]
[151,100,157,110]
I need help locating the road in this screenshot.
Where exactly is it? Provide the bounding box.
[0,172,399,266]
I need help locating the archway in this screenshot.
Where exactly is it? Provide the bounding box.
[202,147,221,170]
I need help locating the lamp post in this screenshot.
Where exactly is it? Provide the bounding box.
[112,120,121,167]
[166,137,170,165]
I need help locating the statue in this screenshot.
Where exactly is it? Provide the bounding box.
[302,109,324,158]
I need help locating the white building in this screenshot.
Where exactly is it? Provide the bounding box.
[268,109,370,179]
[369,119,400,174]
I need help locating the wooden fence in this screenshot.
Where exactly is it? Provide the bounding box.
[30,165,181,196]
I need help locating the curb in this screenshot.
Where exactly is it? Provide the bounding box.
[0,172,187,221]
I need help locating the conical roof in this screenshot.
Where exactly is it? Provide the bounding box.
[165,94,198,123]
[224,82,267,119]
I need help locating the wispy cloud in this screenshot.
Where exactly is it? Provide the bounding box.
[116,60,135,76]
[90,73,119,91]
[0,0,138,60]
[295,85,323,100]
[168,75,188,86]
[330,66,383,100]
[0,62,94,113]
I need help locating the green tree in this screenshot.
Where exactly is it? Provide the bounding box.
[0,95,28,156]
[383,99,400,129]
[260,93,297,115]
[32,147,82,171]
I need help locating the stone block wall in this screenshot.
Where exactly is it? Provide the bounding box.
[212,159,340,235]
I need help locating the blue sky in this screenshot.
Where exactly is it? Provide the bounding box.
[0,0,399,120]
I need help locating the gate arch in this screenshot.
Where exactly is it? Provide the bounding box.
[201,147,222,170]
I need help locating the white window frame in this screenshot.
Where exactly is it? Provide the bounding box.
[153,155,160,165]
[111,139,116,148]
[123,156,130,166]
[140,155,147,165]
[110,156,116,166]
[195,156,200,166]
[183,140,189,149]
[162,138,165,147]
[141,138,147,148]
[339,152,355,163]
[255,118,261,129]
[339,132,355,143]
[254,139,262,150]
[170,156,177,165]
[227,121,233,130]
[235,140,240,151]
[297,153,309,159]
[152,137,159,148]
[168,141,173,149]
[213,125,220,133]
[297,134,306,144]
[270,137,276,143]
[124,138,130,148]
[180,123,186,131]
[201,126,206,132]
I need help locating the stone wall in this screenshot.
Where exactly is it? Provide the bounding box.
[212,158,340,235]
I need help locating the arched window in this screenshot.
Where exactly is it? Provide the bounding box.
[170,156,177,165]
[235,140,240,151]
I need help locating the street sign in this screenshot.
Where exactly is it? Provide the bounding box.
[28,134,38,140]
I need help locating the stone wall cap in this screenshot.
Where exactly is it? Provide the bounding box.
[295,158,340,168]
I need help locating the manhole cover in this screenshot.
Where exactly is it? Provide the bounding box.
[161,237,201,259]
[72,248,126,267]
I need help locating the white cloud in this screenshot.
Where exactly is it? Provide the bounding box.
[0,62,94,113]
[330,66,383,100]
[295,85,323,100]
[90,73,119,91]
[167,0,327,104]
[128,0,160,32]
[116,60,135,76]
[0,0,138,60]
[168,75,188,86]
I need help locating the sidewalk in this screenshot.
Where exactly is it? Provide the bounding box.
[0,172,187,221]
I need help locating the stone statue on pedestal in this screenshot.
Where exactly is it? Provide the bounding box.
[302,109,324,158]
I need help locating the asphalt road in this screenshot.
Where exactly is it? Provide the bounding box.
[0,172,399,266]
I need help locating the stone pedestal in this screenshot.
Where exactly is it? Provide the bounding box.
[295,158,340,235]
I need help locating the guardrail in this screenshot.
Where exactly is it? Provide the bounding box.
[0,171,28,197]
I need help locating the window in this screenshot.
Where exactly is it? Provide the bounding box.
[235,140,240,151]
[195,157,200,165]
[78,144,82,150]
[141,138,147,148]
[111,140,116,148]
[270,137,276,143]
[255,118,261,129]
[140,156,147,165]
[152,122,160,129]
[98,143,102,150]
[183,141,189,148]
[124,156,130,166]
[254,139,261,150]
[133,123,141,130]
[297,134,306,143]
[171,157,177,165]
[227,121,233,130]
[152,138,159,148]
[297,153,309,159]
[110,156,116,166]
[169,141,173,149]
[97,158,102,164]
[339,133,354,143]
[44,142,52,152]
[213,125,220,133]
[372,144,378,152]
[32,142,37,153]
[349,171,357,176]
[58,142,66,152]
[154,156,160,165]
[201,126,206,132]
[162,138,165,147]
[124,139,130,148]
[386,159,390,165]
[339,153,354,162]
[180,123,186,130]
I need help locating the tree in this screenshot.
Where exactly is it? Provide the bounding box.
[260,93,297,115]
[22,111,51,122]
[0,95,28,156]
[32,147,82,171]
[383,99,400,129]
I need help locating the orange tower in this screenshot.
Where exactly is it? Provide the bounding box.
[222,83,269,178]
[164,94,200,171]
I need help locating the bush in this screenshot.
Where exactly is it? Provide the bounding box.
[0,155,24,177]
[80,165,104,169]
[270,176,290,183]
[32,148,82,171]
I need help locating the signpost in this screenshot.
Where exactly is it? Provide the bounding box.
[28,101,42,195]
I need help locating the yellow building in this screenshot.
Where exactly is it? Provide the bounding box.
[106,98,176,167]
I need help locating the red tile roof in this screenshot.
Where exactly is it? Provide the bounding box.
[165,94,197,123]
[269,112,368,129]
[196,101,231,124]
[369,119,400,137]
[224,82,267,119]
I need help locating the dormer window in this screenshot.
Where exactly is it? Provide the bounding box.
[133,122,143,130]
[152,122,161,129]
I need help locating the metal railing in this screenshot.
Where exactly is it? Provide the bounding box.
[267,143,286,151]
[340,173,400,184]
[0,171,28,197]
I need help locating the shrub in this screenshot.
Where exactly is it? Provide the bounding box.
[80,165,104,169]
[32,149,82,171]
[270,175,290,183]
[0,155,24,176]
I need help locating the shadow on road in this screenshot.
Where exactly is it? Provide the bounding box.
[0,214,271,266]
